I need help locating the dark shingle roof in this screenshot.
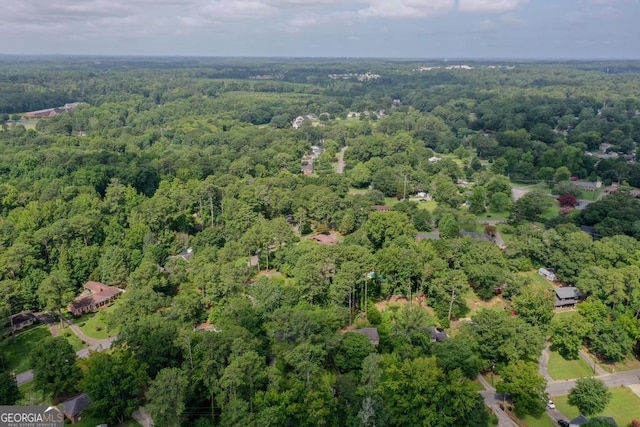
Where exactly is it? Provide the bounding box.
[59,393,91,418]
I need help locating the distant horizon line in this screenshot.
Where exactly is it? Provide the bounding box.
[0,53,639,63]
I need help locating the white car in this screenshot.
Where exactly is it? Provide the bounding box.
[547,400,556,409]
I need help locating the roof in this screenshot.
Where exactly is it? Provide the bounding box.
[555,287,581,300]
[570,415,589,426]
[460,231,492,241]
[426,326,448,342]
[569,415,617,427]
[59,393,91,417]
[352,328,379,344]
[10,311,36,323]
[595,416,618,427]
[416,232,440,241]
[69,282,122,312]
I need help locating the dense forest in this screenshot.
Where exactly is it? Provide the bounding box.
[1,57,640,426]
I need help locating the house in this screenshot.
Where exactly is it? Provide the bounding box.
[373,205,392,212]
[352,328,379,346]
[292,116,306,129]
[68,281,122,316]
[23,108,59,119]
[428,156,443,163]
[570,415,617,427]
[572,181,600,191]
[460,231,493,242]
[169,247,193,263]
[311,234,338,245]
[59,393,91,424]
[554,287,582,308]
[425,326,448,342]
[23,102,84,119]
[415,232,440,242]
[5,311,37,334]
[538,268,557,282]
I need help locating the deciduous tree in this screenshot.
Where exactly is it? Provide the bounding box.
[568,377,611,416]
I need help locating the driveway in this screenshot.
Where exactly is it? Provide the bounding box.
[16,320,117,386]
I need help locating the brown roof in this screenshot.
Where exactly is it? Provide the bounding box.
[374,205,391,212]
[311,234,338,245]
[69,282,121,311]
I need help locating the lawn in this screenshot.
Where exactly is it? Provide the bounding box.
[0,325,51,373]
[18,380,36,395]
[547,351,595,380]
[580,188,603,201]
[472,210,511,221]
[519,413,557,427]
[599,355,640,373]
[554,386,640,427]
[520,271,554,291]
[59,328,87,352]
[496,225,517,245]
[541,203,560,221]
[76,309,117,340]
[469,378,485,392]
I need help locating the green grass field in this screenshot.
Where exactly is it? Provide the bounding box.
[580,188,603,201]
[547,351,595,380]
[18,380,36,395]
[0,325,52,373]
[59,329,87,352]
[77,309,117,340]
[519,413,557,427]
[473,211,511,221]
[554,387,640,426]
[520,271,554,291]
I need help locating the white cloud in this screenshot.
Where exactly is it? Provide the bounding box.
[478,19,498,30]
[458,0,528,13]
[359,0,455,18]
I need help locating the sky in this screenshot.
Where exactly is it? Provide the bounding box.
[0,0,638,59]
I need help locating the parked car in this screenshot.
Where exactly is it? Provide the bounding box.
[547,400,556,409]
[557,420,569,427]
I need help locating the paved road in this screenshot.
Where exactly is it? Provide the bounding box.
[547,369,640,396]
[16,322,117,386]
[60,316,103,346]
[336,146,348,174]
[477,375,518,427]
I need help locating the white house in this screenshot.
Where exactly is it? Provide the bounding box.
[538,268,557,282]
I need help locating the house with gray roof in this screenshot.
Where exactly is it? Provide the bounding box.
[352,328,379,346]
[554,287,582,307]
[59,393,91,424]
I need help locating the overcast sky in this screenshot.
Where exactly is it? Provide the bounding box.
[1,0,637,59]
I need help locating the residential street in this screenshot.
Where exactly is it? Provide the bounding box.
[16,320,116,386]
[546,369,640,396]
[477,374,518,427]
